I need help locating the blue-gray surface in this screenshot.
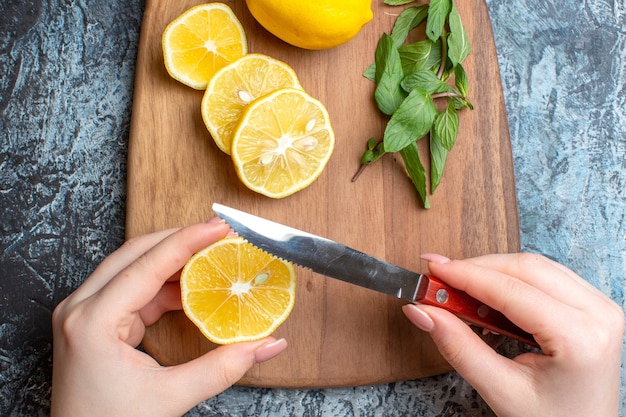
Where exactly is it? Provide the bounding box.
[0,0,624,416]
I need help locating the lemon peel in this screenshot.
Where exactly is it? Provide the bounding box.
[245,0,373,50]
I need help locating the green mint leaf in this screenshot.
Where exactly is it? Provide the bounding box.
[424,38,444,70]
[383,87,437,152]
[360,149,375,164]
[363,63,376,82]
[399,142,430,208]
[373,141,387,159]
[367,137,378,150]
[429,126,448,192]
[374,34,406,115]
[447,3,471,67]
[358,139,386,165]
[374,33,391,82]
[398,39,440,74]
[401,70,455,94]
[454,63,469,97]
[385,0,416,5]
[452,96,473,110]
[390,5,429,47]
[366,6,431,79]
[425,0,451,41]
[433,101,459,150]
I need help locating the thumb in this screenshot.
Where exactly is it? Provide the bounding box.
[403,304,529,402]
[162,338,287,414]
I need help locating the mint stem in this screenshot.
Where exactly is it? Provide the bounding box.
[432,91,462,99]
[351,164,369,182]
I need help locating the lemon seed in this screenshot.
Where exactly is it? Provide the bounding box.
[254,272,269,285]
[237,90,253,103]
[259,153,275,166]
[297,136,318,151]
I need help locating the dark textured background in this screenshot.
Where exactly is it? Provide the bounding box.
[1,1,624,415]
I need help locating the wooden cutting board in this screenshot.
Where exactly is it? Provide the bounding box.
[126,0,519,388]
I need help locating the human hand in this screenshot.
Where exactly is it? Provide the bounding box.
[51,220,287,417]
[403,253,624,417]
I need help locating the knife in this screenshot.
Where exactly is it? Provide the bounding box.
[212,203,538,348]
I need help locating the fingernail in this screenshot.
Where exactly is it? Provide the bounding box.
[226,229,239,238]
[402,304,434,332]
[421,253,451,264]
[207,217,225,224]
[254,338,287,363]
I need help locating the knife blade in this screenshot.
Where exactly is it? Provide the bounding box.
[212,203,538,348]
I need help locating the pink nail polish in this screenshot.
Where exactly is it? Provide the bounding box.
[402,304,434,332]
[254,338,288,363]
[420,253,451,264]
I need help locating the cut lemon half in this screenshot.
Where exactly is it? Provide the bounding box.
[202,54,303,154]
[231,88,335,198]
[162,3,247,90]
[181,237,296,344]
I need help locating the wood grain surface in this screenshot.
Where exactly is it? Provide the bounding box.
[126,0,520,388]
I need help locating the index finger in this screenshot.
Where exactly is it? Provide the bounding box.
[96,221,230,315]
[425,256,574,344]
[69,227,181,303]
[462,253,608,309]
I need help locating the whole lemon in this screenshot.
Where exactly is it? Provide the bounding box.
[245,0,373,50]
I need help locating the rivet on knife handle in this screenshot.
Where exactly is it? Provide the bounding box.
[416,275,539,348]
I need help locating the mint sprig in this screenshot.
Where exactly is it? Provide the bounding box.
[353,0,473,209]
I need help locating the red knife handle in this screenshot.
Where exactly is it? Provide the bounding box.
[416,274,539,348]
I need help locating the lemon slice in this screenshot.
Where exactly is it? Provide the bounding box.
[162,3,247,90]
[202,54,302,154]
[180,237,296,345]
[231,88,335,198]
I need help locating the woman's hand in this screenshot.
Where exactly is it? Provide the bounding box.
[403,253,623,417]
[51,220,287,417]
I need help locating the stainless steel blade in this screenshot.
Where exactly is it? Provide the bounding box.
[212,203,422,302]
